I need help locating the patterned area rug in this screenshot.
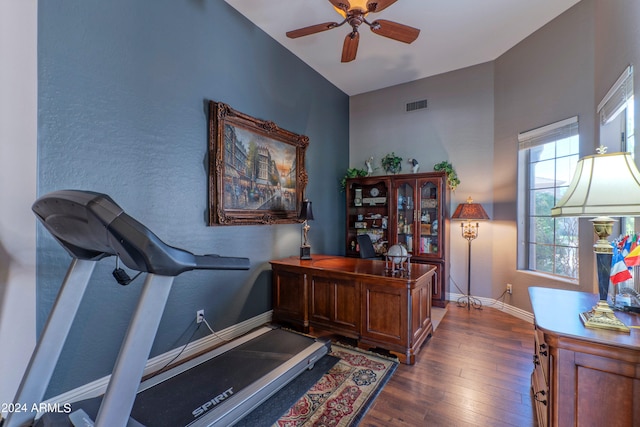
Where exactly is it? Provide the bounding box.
[273,344,398,427]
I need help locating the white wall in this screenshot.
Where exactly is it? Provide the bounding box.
[0,0,37,406]
[350,1,602,313]
[493,0,595,311]
[349,62,496,301]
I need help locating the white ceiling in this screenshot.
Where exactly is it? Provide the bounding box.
[224,0,581,96]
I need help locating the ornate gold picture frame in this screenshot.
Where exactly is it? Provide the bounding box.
[208,100,309,225]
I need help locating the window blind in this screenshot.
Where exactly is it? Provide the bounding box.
[518,116,579,151]
[597,65,633,125]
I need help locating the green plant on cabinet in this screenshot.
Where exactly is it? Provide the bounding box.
[433,161,460,191]
[381,152,403,174]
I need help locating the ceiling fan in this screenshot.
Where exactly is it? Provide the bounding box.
[286,0,420,63]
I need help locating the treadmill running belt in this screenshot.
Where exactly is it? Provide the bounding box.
[130,329,315,426]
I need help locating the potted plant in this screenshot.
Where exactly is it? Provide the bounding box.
[381,152,403,174]
[433,161,460,191]
[340,167,368,190]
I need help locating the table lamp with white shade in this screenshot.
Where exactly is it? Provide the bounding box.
[551,147,640,332]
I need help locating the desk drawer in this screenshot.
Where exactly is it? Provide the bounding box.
[534,328,549,384]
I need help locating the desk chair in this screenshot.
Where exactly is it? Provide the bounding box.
[357,234,379,259]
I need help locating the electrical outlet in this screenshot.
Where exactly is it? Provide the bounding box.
[196,309,205,324]
[506,284,513,295]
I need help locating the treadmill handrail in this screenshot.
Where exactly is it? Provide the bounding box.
[32,190,250,275]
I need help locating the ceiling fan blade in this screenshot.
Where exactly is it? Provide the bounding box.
[341,32,360,62]
[286,22,340,39]
[328,0,350,12]
[370,19,420,43]
[367,0,397,13]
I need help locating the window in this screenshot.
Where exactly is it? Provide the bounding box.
[598,66,638,296]
[518,117,580,279]
[598,65,635,235]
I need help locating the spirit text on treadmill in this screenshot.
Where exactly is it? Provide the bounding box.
[192,387,234,417]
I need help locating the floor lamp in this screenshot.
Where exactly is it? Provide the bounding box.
[551,149,640,333]
[452,197,490,310]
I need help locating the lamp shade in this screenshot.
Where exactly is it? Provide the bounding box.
[299,200,314,221]
[551,152,640,217]
[451,197,490,220]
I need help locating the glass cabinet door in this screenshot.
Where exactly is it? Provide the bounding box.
[395,181,416,254]
[417,180,441,258]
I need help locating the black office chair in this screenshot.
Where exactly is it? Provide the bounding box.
[357,234,379,259]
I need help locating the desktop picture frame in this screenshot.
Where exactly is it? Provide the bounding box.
[208,100,309,226]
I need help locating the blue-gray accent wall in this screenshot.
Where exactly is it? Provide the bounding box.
[38,0,348,397]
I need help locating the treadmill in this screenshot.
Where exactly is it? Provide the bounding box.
[4,190,329,427]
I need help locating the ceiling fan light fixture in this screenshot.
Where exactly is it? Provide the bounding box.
[333,1,369,17]
[290,0,416,62]
[333,6,348,17]
[349,0,370,12]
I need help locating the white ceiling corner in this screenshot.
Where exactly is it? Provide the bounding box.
[224,0,582,96]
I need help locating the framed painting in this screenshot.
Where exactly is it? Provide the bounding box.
[208,100,309,225]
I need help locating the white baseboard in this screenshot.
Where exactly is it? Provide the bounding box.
[447,292,534,324]
[40,311,273,412]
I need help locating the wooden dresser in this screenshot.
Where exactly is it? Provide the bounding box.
[529,287,640,427]
[270,255,436,364]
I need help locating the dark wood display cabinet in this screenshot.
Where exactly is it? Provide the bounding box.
[345,172,450,307]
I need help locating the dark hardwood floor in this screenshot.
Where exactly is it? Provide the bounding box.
[360,305,536,427]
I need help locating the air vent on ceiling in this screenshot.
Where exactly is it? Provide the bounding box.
[406,99,428,112]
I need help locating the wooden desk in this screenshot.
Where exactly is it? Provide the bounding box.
[529,287,640,427]
[270,255,436,364]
